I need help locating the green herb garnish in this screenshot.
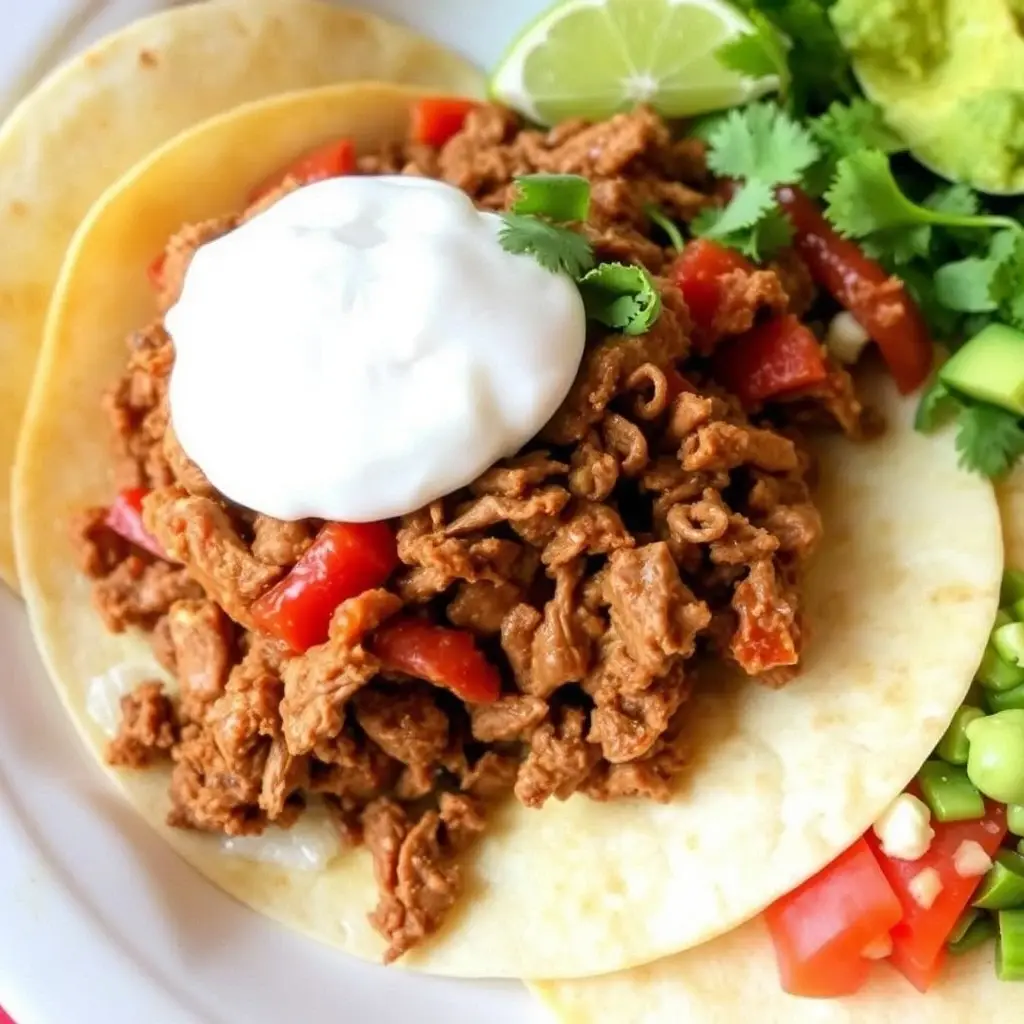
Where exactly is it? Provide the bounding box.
[578,263,662,336]
[498,214,595,278]
[511,173,591,222]
[644,203,684,252]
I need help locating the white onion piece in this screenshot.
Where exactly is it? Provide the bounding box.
[219,803,340,871]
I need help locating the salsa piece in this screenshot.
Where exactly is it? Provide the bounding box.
[764,837,902,997]
[777,185,933,394]
[250,520,398,652]
[373,618,501,703]
[105,488,167,560]
[249,137,357,204]
[711,314,828,408]
[410,97,479,147]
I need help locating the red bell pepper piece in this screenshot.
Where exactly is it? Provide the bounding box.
[410,97,478,147]
[866,801,1007,992]
[777,186,933,393]
[764,837,903,998]
[711,313,828,408]
[105,488,167,560]
[670,238,756,337]
[373,618,501,703]
[248,137,357,204]
[250,521,398,652]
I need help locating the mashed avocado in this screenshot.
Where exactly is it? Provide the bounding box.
[832,0,948,80]
[832,0,1024,193]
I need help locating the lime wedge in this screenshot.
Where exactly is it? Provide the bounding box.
[490,0,780,126]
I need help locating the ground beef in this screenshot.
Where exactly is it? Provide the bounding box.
[76,103,877,963]
[107,682,177,768]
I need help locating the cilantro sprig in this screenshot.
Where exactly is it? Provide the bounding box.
[692,103,816,260]
[498,174,662,335]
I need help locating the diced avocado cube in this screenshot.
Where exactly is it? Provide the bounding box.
[939,324,1024,417]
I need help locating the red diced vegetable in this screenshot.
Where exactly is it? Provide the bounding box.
[711,313,828,407]
[251,521,398,652]
[410,97,479,147]
[764,837,903,998]
[866,801,1007,992]
[670,238,755,338]
[373,618,501,704]
[249,137,357,204]
[105,488,167,560]
[777,185,933,394]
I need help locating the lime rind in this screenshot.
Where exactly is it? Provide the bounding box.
[491,0,781,125]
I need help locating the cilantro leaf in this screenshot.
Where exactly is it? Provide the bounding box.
[812,99,905,160]
[914,378,960,433]
[988,230,1024,330]
[691,180,793,261]
[825,151,1020,241]
[926,183,980,219]
[498,214,595,278]
[578,263,662,336]
[705,103,820,186]
[954,403,1024,477]
[934,258,999,313]
[715,12,790,93]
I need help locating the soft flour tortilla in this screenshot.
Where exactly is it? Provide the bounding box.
[530,916,1021,1023]
[0,0,482,593]
[532,474,1024,1017]
[13,82,1004,978]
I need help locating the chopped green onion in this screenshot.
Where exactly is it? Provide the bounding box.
[987,682,1024,714]
[949,911,997,955]
[965,682,989,708]
[1011,805,1024,837]
[644,203,685,252]
[1013,598,1024,623]
[948,907,983,945]
[995,623,1024,668]
[978,645,1024,692]
[1002,570,1024,608]
[974,851,1024,911]
[997,909,1024,980]
[918,760,986,822]
[512,174,591,223]
[938,706,987,765]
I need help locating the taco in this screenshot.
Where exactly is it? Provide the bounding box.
[0,0,482,592]
[12,82,1002,979]
[531,487,1024,1015]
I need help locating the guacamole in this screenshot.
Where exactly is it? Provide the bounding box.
[832,0,1024,193]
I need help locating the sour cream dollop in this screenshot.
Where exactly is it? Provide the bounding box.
[167,176,587,521]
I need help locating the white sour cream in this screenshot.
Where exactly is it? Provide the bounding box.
[167,176,587,522]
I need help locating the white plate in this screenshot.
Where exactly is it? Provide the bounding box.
[0,2,559,1022]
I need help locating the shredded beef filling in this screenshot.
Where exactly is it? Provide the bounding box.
[74,104,873,963]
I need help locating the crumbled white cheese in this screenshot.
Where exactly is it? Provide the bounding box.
[861,934,894,960]
[908,867,944,909]
[219,802,340,871]
[872,793,934,861]
[825,311,871,365]
[953,839,993,878]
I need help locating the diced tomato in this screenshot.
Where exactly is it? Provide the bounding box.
[711,313,828,408]
[776,186,932,393]
[105,488,167,560]
[670,238,755,338]
[250,521,398,652]
[866,800,1007,992]
[248,137,357,204]
[373,618,501,703]
[764,837,903,998]
[410,97,478,147]
[147,250,166,291]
